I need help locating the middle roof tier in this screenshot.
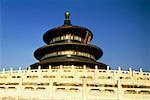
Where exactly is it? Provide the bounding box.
[34,42,103,61]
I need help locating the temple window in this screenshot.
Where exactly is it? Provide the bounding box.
[41,50,95,60]
[70,35,74,39]
[50,35,83,44]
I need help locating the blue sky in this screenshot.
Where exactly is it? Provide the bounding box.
[0,0,150,71]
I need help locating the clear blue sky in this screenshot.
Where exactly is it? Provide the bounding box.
[0,0,150,71]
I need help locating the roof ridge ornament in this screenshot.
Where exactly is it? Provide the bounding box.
[64,11,72,26]
[65,11,70,20]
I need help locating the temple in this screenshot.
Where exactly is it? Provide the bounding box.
[31,11,107,70]
[0,12,149,100]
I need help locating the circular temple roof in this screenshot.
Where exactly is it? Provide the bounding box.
[43,12,93,44]
[34,43,103,60]
[43,26,93,44]
[30,56,107,69]
[31,11,106,70]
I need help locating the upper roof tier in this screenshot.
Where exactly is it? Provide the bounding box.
[43,12,93,44]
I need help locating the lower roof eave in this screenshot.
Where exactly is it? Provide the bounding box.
[30,58,107,69]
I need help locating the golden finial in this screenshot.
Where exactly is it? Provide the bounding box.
[64,11,71,25]
[65,11,70,20]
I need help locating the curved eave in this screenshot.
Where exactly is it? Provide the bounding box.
[30,57,107,69]
[43,25,93,44]
[34,43,103,60]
